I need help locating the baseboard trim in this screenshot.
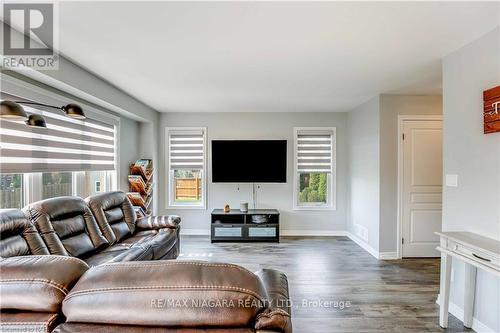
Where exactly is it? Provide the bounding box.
[436,295,494,332]
[180,229,348,237]
[379,252,399,260]
[280,230,348,237]
[180,229,210,236]
[346,232,379,259]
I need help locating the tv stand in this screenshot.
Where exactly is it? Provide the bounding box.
[211,209,280,243]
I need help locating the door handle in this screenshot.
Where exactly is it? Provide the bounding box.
[472,253,491,262]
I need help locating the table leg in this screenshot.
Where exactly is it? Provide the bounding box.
[439,252,452,328]
[463,264,477,328]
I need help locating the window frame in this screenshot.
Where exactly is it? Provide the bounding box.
[165,127,207,210]
[293,127,336,211]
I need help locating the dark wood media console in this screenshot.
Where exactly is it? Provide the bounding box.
[211,209,280,243]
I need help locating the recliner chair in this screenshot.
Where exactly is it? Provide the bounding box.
[4,191,181,265]
[86,191,181,261]
[0,208,49,257]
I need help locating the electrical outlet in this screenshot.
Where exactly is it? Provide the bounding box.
[354,223,369,242]
[445,174,458,187]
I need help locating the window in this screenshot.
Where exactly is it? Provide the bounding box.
[166,127,206,209]
[0,171,117,209]
[0,174,23,209]
[293,127,336,210]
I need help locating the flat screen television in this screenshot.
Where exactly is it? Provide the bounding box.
[211,140,287,183]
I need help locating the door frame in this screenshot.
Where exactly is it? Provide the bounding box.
[396,115,443,259]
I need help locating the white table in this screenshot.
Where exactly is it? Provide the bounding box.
[436,232,500,328]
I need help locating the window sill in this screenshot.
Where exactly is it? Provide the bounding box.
[166,205,207,210]
[293,205,336,211]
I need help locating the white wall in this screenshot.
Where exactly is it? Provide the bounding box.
[347,97,381,252]
[159,112,348,234]
[138,120,161,214]
[119,117,140,191]
[442,27,500,332]
[3,25,158,123]
[379,95,442,252]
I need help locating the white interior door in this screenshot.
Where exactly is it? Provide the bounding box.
[401,119,443,257]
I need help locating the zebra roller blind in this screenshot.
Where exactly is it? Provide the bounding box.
[168,129,205,170]
[0,94,116,173]
[296,129,334,173]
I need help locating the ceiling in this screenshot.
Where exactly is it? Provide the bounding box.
[24,2,500,112]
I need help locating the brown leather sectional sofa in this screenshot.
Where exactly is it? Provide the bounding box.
[0,191,181,265]
[0,191,292,332]
[0,255,292,332]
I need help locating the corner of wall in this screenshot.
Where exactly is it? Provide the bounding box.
[346,95,381,253]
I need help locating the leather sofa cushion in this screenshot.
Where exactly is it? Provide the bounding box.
[0,209,49,257]
[104,206,124,223]
[63,261,268,327]
[1,311,61,333]
[119,229,176,259]
[82,249,127,266]
[148,229,177,259]
[86,191,137,244]
[83,246,153,267]
[110,220,132,243]
[0,255,88,312]
[82,229,176,266]
[24,197,108,258]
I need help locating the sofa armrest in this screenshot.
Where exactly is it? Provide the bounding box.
[254,269,292,333]
[0,255,89,313]
[136,215,181,230]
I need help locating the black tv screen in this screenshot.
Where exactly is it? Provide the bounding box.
[211,140,287,183]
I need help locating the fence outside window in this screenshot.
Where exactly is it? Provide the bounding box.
[174,178,201,202]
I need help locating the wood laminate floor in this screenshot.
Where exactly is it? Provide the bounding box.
[180,236,471,333]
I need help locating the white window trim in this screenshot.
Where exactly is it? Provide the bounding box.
[24,173,42,203]
[293,127,337,211]
[165,127,207,210]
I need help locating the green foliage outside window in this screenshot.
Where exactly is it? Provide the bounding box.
[299,172,327,203]
[0,174,23,209]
